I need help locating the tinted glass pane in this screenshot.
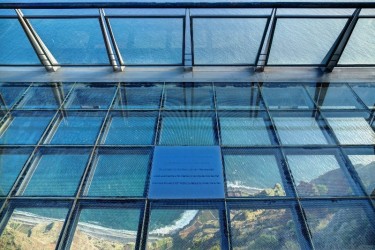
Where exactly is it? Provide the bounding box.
[29,19,108,64]
[302,201,375,249]
[285,149,353,197]
[351,83,375,109]
[224,149,286,197]
[0,19,40,64]
[0,84,28,109]
[71,208,140,250]
[164,83,213,110]
[103,112,156,145]
[0,112,53,145]
[114,84,162,109]
[49,112,104,145]
[22,150,89,196]
[268,19,347,65]
[261,83,314,109]
[65,85,116,109]
[193,18,267,65]
[220,111,276,146]
[147,209,221,249]
[159,112,216,145]
[230,208,301,249]
[215,83,264,110]
[0,207,68,249]
[347,154,375,196]
[87,150,151,196]
[340,18,375,65]
[306,84,365,109]
[110,18,183,65]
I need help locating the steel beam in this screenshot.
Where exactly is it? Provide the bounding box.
[184,9,193,71]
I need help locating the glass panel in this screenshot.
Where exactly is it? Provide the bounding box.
[86,148,151,197]
[268,18,347,65]
[277,8,354,16]
[272,111,331,145]
[0,207,68,249]
[164,83,213,110]
[110,18,183,65]
[71,208,140,250]
[306,83,365,109]
[49,112,104,145]
[65,84,116,109]
[0,84,28,109]
[159,111,217,146]
[193,18,267,65]
[0,19,40,64]
[348,154,375,196]
[223,148,286,197]
[230,208,301,249]
[22,149,90,196]
[147,209,222,249]
[261,83,314,109]
[0,148,31,196]
[339,18,375,65]
[351,83,375,109]
[114,84,163,109]
[29,19,108,65]
[285,148,353,197]
[302,201,375,249]
[0,111,53,145]
[219,111,277,146]
[215,83,265,110]
[103,112,157,145]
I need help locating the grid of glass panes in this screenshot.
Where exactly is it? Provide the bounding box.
[0,82,374,250]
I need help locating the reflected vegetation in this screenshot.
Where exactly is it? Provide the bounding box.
[348,155,375,196]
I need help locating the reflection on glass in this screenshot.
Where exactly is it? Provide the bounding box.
[114,84,163,109]
[268,18,347,65]
[230,208,301,250]
[286,153,353,196]
[65,85,116,109]
[110,18,183,65]
[29,19,108,64]
[147,209,221,249]
[0,84,28,109]
[0,19,40,64]
[303,203,375,249]
[261,83,314,109]
[326,117,375,145]
[224,151,286,197]
[87,152,150,196]
[193,18,267,65]
[103,112,157,145]
[22,152,89,196]
[0,207,68,250]
[164,83,213,110]
[351,83,375,109]
[340,18,375,65]
[71,208,140,250]
[348,155,375,196]
[159,112,216,145]
[215,83,264,109]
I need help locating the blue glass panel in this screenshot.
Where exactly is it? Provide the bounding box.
[0,148,31,196]
[306,83,365,109]
[0,112,53,145]
[103,112,157,145]
[351,83,375,109]
[223,148,286,197]
[164,83,213,110]
[114,84,162,109]
[110,18,183,65]
[220,111,277,146]
[22,9,99,16]
[268,18,347,65]
[29,19,108,65]
[215,83,265,110]
[0,19,39,65]
[159,111,217,146]
[49,112,104,145]
[261,83,314,109]
[65,84,116,109]
[193,18,267,65]
[87,149,151,197]
[22,149,89,196]
[0,84,28,109]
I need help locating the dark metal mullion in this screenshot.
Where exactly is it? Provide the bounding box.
[254,9,274,71]
[153,82,166,146]
[105,16,126,68]
[212,82,221,146]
